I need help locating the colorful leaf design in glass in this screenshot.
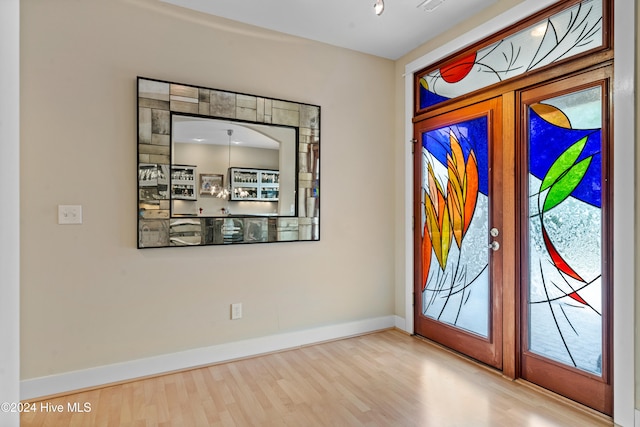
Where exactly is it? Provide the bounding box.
[528,86,603,375]
[418,0,603,110]
[421,116,489,337]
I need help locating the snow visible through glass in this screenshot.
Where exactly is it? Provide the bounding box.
[528,176,603,374]
[423,192,490,337]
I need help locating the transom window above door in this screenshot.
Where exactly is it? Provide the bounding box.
[415,0,608,113]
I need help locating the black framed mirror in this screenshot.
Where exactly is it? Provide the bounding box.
[137,77,320,248]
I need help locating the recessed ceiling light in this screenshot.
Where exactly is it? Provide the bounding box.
[374,0,384,16]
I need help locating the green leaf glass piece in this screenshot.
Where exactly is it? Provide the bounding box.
[540,136,588,192]
[543,156,592,212]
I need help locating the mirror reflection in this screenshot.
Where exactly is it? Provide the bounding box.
[137,77,320,248]
[171,116,297,218]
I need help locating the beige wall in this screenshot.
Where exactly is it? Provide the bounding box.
[20,0,395,379]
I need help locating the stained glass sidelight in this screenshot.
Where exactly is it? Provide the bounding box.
[527,86,603,375]
[421,116,490,337]
[417,0,603,110]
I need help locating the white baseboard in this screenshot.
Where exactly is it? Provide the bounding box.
[20,315,396,401]
[394,315,408,332]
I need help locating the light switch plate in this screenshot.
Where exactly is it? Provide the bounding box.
[58,205,83,224]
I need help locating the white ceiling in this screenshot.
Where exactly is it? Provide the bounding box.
[173,116,293,150]
[159,0,499,59]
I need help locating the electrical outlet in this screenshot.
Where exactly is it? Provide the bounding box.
[231,303,242,320]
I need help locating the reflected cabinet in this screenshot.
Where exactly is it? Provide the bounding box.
[171,165,196,200]
[230,168,279,201]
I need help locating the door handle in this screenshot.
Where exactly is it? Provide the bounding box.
[489,241,500,251]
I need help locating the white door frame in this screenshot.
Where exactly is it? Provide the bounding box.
[0,0,21,426]
[403,0,635,424]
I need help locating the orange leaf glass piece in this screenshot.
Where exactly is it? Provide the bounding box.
[422,222,432,290]
[447,180,463,247]
[463,151,479,235]
[440,206,452,268]
[424,190,445,269]
[449,131,466,180]
[427,163,443,213]
[424,172,452,271]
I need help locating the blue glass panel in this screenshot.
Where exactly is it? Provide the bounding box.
[419,83,451,109]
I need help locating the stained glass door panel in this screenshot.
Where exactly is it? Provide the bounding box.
[421,116,489,336]
[414,98,503,369]
[528,86,603,372]
[521,69,611,414]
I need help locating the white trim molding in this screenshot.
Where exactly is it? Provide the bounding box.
[0,0,20,426]
[21,316,396,400]
[611,0,636,424]
[404,0,635,425]
[394,315,407,331]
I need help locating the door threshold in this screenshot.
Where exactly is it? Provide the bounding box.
[515,378,612,424]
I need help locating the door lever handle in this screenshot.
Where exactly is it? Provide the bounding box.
[489,241,500,251]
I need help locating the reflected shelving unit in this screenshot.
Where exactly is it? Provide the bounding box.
[229,168,279,201]
[171,165,197,200]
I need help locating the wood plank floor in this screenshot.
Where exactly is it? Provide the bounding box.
[21,329,612,426]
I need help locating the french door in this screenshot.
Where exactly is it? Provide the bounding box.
[413,97,507,370]
[414,67,612,414]
[518,69,612,414]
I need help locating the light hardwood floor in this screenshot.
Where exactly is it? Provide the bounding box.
[21,329,612,426]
